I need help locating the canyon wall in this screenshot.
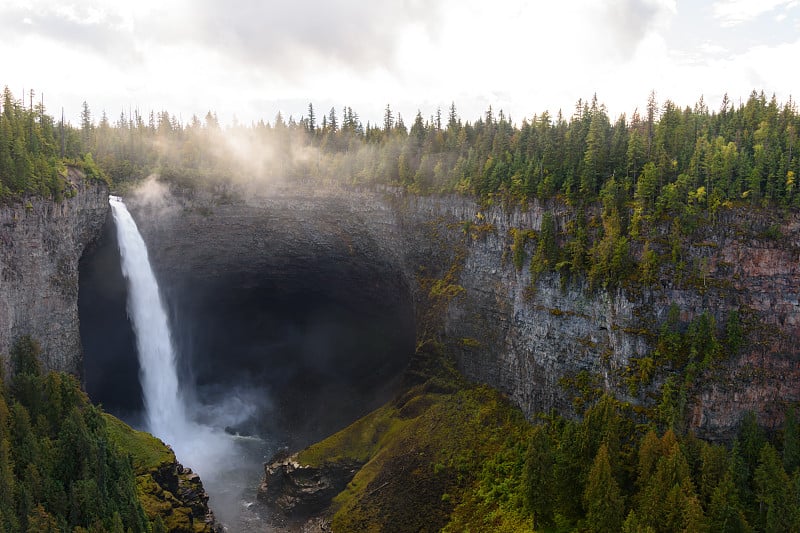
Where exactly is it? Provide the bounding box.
[129,186,800,439]
[391,196,800,439]
[10,174,794,440]
[125,188,417,446]
[0,169,108,377]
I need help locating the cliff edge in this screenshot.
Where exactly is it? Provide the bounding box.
[0,168,108,376]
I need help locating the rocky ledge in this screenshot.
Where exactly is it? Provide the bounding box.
[145,461,222,533]
[257,449,361,522]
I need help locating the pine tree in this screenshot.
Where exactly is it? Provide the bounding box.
[327,107,337,133]
[622,510,655,533]
[739,413,766,474]
[383,104,393,132]
[637,430,663,486]
[80,101,93,151]
[581,106,609,197]
[783,405,800,474]
[627,128,646,181]
[699,442,729,504]
[524,426,555,527]
[530,212,558,281]
[0,434,18,531]
[682,492,710,533]
[754,443,800,532]
[635,161,658,212]
[307,103,316,133]
[584,443,625,533]
[707,472,751,533]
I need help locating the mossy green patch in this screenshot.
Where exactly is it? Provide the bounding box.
[103,414,174,471]
[296,377,533,532]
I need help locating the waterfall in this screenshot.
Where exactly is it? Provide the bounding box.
[109,195,275,530]
[109,195,187,440]
[109,195,232,480]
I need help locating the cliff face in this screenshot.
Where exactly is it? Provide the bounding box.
[2,171,793,438]
[308,191,800,439]
[380,195,800,439]
[123,186,800,440]
[0,168,108,376]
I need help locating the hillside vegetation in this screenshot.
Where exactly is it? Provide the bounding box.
[294,347,800,532]
[0,337,215,532]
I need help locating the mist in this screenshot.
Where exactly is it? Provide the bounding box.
[92,98,459,209]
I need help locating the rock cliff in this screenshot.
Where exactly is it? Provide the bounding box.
[257,449,360,518]
[412,197,800,439]
[124,187,416,446]
[0,168,108,376]
[126,185,799,440]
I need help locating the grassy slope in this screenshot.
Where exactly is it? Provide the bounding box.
[296,367,537,532]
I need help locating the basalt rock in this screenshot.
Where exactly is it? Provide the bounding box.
[413,197,800,440]
[130,447,222,533]
[257,450,361,518]
[0,169,108,376]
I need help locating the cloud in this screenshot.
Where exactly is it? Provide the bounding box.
[185,0,447,74]
[0,2,140,62]
[593,0,676,60]
[712,0,797,26]
[0,0,447,78]
[1,0,798,133]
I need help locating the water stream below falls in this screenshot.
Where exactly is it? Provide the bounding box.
[109,196,270,530]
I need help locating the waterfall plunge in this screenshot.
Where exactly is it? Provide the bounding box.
[109,195,232,481]
[109,196,186,436]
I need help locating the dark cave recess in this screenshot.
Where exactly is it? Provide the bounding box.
[79,202,415,447]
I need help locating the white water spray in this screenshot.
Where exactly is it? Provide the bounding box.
[109,195,233,481]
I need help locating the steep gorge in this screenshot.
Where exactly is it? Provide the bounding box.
[83,189,418,448]
[82,186,800,442]
[6,178,798,443]
[4,178,800,530]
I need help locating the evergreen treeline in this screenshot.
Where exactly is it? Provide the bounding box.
[0,337,150,532]
[514,396,800,533]
[1,89,70,200]
[0,88,108,202]
[9,87,786,208]
[75,91,800,207]
[4,86,800,213]
[66,90,800,290]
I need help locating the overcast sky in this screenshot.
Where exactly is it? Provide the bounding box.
[1,0,798,127]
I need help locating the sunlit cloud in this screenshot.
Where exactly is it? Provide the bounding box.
[0,0,798,127]
[712,0,798,26]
